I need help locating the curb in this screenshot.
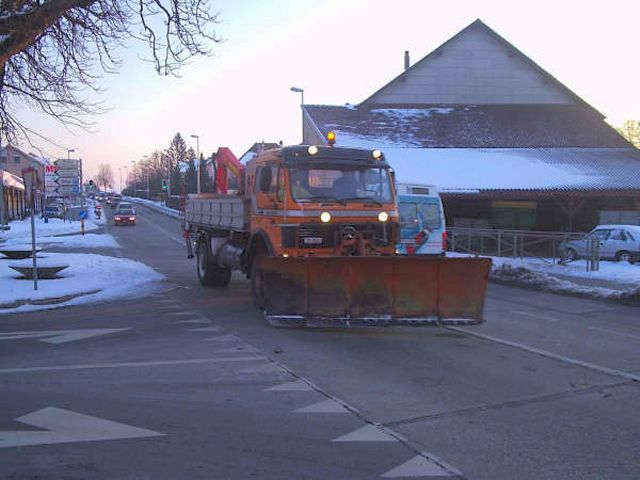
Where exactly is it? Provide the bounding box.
[0,289,102,311]
[490,266,640,307]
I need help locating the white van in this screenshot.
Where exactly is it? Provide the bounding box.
[396,183,447,255]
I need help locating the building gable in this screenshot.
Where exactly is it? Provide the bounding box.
[363,19,588,107]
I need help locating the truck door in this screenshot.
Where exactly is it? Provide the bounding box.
[254,164,280,212]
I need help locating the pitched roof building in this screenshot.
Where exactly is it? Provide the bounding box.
[302,19,640,231]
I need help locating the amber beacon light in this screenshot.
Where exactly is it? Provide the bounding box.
[327,131,336,146]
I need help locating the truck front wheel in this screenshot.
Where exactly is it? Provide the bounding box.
[250,255,266,309]
[197,241,231,287]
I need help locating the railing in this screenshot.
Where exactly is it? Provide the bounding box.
[447,227,600,270]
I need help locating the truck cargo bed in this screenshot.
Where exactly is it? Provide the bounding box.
[185,196,249,231]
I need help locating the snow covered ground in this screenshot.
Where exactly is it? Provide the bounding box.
[3,233,120,249]
[0,253,165,314]
[0,216,100,242]
[450,252,640,303]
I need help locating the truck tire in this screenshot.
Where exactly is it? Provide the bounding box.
[250,255,266,309]
[197,241,231,287]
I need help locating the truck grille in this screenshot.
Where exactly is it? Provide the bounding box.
[297,223,388,249]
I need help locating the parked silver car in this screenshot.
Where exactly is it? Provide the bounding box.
[561,225,640,263]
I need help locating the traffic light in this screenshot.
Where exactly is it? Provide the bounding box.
[162,179,167,191]
[89,180,94,187]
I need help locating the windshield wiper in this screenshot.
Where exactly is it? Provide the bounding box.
[302,196,346,205]
[340,197,383,206]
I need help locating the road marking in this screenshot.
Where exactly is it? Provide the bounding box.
[332,424,398,443]
[167,312,194,317]
[588,326,640,340]
[264,380,314,392]
[0,407,164,449]
[176,319,212,325]
[381,453,458,477]
[447,327,640,382]
[202,334,239,343]
[239,363,284,375]
[0,356,264,374]
[0,328,129,345]
[293,399,350,414]
[514,310,559,322]
[188,326,223,332]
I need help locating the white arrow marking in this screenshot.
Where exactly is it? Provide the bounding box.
[201,334,239,343]
[293,399,350,414]
[0,329,129,345]
[332,424,399,442]
[0,407,164,449]
[264,380,313,392]
[188,326,222,332]
[381,454,458,477]
[176,319,212,325]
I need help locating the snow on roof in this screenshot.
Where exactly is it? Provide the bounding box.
[239,151,257,164]
[1,170,25,190]
[305,104,630,148]
[385,147,640,192]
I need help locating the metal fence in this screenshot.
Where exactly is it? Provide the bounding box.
[447,227,600,270]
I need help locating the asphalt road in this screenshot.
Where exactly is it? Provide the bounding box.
[0,204,638,479]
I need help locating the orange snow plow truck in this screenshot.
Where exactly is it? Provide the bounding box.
[184,142,491,327]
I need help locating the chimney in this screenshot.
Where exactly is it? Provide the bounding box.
[404,50,410,71]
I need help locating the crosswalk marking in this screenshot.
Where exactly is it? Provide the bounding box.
[264,380,313,392]
[293,399,350,414]
[332,424,398,443]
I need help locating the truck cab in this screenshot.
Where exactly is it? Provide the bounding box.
[395,183,446,255]
[244,145,398,259]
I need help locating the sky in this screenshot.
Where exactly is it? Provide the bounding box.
[16,0,640,184]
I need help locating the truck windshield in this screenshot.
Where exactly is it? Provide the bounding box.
[289,166,393,204]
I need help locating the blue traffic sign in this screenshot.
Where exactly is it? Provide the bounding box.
[79,210,88,220]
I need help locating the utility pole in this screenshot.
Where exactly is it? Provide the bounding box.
[0,135,5,238]
[191,134,200,195]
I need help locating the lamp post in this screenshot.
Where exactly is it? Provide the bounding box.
[190,134,200,195]
[131,160,136,197]
[290,86,304,143]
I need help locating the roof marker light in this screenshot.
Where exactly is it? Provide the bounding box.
[308,145,318,155]
[372,149,382,160]
[327,131,336,146]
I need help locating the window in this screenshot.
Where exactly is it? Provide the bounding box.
[626,231,635,241]
[399,202,441,229]
[13,155,20,164]
[591,229,611,240]
[609,230,627,241]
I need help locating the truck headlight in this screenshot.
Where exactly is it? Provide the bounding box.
[320,211,331,223]
[378,211,389,222]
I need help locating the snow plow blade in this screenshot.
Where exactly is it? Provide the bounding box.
[258,256,492,327]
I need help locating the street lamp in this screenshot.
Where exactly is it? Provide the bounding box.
[67,148,75,160]
[290,86,304,143]
[190,134,200,195]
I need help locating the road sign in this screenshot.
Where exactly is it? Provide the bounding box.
[44,165,59,174]
[57,168,79,178]
[79,210,88,220]
[0,407,164,448]
[55,186,80,195]
[55,159,80,169]
[56,177,79,187]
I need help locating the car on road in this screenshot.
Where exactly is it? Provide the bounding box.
[110,194,123,209]
[113,205,136,226]
[560,225,640,263]
[45,204,64,219]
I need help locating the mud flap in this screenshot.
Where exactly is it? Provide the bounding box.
[258,256,492,327]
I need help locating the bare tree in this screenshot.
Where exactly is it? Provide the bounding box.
[95,163,114,190]
[0,0,222,143]
[616,120,640,148]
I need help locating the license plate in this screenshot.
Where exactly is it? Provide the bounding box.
[303,237,323,245]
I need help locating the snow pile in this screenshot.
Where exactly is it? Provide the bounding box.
[0,253,165,314]
[1,216,99,241]
[450,252,640,305]
[125,196,182,220]
[4,233,120,249]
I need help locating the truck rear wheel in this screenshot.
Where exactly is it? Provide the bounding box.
[197,241,231,287]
